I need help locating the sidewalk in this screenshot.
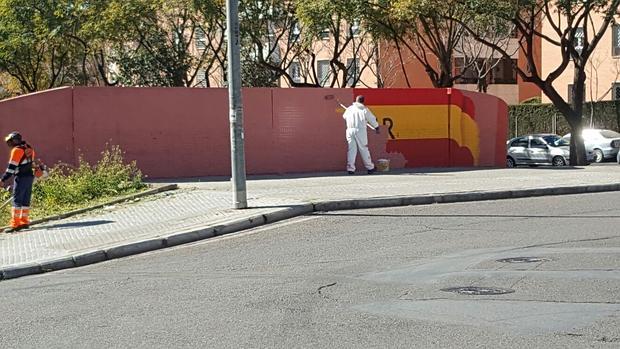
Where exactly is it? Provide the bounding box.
[1,165,620,279]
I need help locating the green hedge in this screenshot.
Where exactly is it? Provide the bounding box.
[508,101,620,138]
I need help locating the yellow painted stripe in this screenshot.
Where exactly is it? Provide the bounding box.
[368,105,480,165]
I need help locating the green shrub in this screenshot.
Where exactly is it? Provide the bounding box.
[0,145,146,225]
[508,100,620,138]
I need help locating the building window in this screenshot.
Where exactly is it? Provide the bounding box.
[317,60,330,87]
[289,62,301,83]
[195,28,207,51]
[455,58,516,85]
[350,20,360,36]
[346,58,360,87]
[319,29,330,40]
[290,23,301,42]
[262,41,281,64]
[612,83,620,100]
[455,57,479,84]
[613,25,620,57]
[196,69,207,87]
[574,27,584,54]
[491,58,517,84]
[509,26,518,38]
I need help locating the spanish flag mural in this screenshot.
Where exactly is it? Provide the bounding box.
[354,88,507,168]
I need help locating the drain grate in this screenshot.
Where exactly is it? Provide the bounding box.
[497,257,551,263]
[441,286,515,295]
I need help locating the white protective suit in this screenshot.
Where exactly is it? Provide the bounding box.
[343,102,379,172]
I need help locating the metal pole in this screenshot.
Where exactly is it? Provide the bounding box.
[515,115,518,138]
[225,0,247,209]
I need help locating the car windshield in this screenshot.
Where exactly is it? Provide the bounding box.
[542,135,569,147]
[599,130,620,139]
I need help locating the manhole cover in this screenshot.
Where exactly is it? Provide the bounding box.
[441,286,515,295]
[497,257,551,263]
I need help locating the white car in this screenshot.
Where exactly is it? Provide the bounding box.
[562,129,620,163]
[506,134,569,167]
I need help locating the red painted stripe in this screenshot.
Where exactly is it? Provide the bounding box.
[354,88,477,122]
[386,138,474,168]
[449,90,476,120]
[354,88,451,106]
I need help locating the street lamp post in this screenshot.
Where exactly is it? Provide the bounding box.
[225,0,247,209]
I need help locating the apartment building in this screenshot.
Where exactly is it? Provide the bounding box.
[382,13,620,106]
[187,6,619,109]
[540,15,620,104]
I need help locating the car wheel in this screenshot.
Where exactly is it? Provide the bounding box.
[507,157,516,168]
[552,156,566,167]
[593,149,604,163]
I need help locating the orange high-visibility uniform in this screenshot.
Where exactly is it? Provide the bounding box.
[2,142,35,228]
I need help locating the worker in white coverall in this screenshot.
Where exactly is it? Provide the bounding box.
[342,95,380,174]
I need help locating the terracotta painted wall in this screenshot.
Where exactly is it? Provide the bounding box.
[0,87,507,178]
[518,33,542,102]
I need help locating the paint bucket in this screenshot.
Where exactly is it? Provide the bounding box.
[376,159,390,172]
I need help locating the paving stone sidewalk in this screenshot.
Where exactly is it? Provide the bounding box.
[1,166,620,272]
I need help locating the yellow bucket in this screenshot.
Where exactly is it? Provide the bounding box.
[376,159,390,172]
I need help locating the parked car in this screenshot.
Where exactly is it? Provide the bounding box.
[506,134,570,167]
[562,129,620,163]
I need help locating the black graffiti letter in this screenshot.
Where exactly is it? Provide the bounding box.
[382,118,395,139]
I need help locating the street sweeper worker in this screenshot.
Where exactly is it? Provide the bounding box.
[0,132,36,231]
[343,95,380,174]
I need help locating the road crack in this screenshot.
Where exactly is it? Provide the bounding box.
[317,282,337,295]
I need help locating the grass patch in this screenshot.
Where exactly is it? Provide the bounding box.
[0,145,147,224]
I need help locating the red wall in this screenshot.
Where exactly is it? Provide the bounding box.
[0,87,507,178]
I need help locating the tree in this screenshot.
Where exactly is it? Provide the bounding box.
[295,0,378,88]
[106,0,223,87]
[367,0,514,89]
[239,0,301,87]
[455,17,516,93]
[454,0,620,165]
[194,0,227,87]
[389,0,470,87]
[0,0,86,93]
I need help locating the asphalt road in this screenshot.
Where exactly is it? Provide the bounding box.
[0,192,619,348]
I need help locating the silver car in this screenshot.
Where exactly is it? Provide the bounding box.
[506,134,569,167]
[562,129,620,163]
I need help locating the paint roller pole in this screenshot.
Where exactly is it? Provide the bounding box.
[226,0,247,209]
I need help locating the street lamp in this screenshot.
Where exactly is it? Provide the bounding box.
[225,0,247,209]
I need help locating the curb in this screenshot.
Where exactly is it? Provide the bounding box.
[311,184,620,211]
[2,183,619,281]
[1,184,178,231]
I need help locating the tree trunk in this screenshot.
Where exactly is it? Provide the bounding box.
[541,80,589,166]
[568,66,589,166]
[477,77,488,93]
[567,114,588,166]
